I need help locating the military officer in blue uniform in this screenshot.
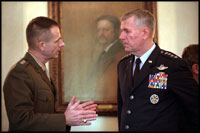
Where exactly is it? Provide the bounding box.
[117,9,199,132]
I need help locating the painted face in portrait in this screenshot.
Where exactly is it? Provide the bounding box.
[96,20,116,46]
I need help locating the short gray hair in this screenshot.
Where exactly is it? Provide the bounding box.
[121,9,156,38]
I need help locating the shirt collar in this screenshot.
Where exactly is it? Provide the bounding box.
[104,39,118,52]
[134,43,156,67]
[28,52,46,71]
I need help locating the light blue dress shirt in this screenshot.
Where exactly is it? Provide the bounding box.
[133,43,156,75]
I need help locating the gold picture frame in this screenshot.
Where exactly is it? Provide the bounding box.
[48,1,158,116]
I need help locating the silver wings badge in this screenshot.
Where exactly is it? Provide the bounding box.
[156,64,168,70]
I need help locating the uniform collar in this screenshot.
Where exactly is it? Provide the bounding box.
[28,52,46,71]
[134,43,156,68]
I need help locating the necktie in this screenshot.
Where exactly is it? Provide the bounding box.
[133,58,141,82]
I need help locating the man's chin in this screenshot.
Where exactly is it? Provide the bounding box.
[99,41,107,44]
[124,48,131,52]
[97,39,108,44]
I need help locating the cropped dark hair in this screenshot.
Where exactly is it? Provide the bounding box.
[182,44,199,68]
[26,16,59,49]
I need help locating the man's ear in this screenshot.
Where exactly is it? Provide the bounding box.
[142,26,150,40]
[38,41,46,51]
[192,64,199,74]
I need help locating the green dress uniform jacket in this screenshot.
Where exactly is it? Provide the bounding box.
[117,44,199,132]
[3,52,69,131]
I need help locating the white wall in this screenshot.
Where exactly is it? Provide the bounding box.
[1,1,199,131]
[1,2,48,131]
[157,2,198,56]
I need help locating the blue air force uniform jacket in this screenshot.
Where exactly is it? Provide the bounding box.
[117,44,199,132]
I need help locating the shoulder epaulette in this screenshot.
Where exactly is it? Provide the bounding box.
[16,59,29,69]
[160,49,180,60]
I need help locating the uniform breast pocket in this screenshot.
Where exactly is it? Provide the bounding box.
[38,91,50,102]
[35,90,54,113]
[148,89,168,109]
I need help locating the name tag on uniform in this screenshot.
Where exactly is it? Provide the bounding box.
[148,72,168,90]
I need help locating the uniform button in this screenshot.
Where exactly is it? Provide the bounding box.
[127,110,131,115]
[130,95,134,100]
[125,125,129,129]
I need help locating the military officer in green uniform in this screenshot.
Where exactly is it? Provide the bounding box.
[3,16,98,131]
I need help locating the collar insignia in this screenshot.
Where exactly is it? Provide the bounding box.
[20,60,26,64]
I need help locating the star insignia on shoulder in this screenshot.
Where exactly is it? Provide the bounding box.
[161,50,179,59]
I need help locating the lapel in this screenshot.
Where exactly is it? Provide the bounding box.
[50,77,57,98]
[130,45,160,93]
[124,54,135,93]
[24,53,55,92]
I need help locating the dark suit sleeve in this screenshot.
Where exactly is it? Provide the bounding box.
[168,61,199,131]
[3,66,66,131]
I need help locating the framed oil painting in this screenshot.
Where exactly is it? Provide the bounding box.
[48,1,157,115]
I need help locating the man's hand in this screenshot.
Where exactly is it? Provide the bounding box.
[64,96,98,126]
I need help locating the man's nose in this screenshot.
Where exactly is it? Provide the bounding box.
[59,40,65,47]
[119,32,124,40]
[98,30,104,36]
